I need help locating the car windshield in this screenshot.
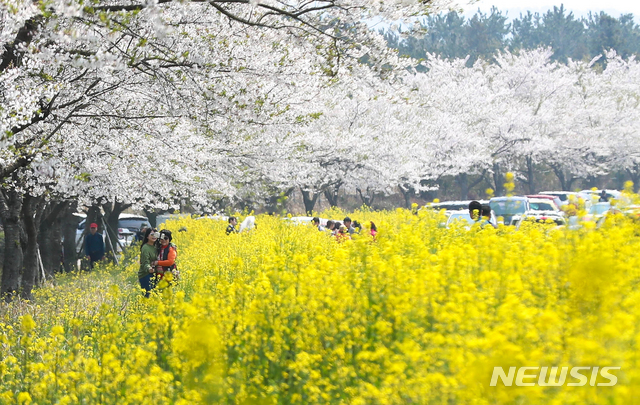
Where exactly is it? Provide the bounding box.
[490,199,527,216]
[447,212,474,226]
[543,193,570,201]
[530,202,554,211]
[429,203,469,211]
[119,218,149,230]
[590,203,611,215]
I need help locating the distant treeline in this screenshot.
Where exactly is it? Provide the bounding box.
[384,5,640,65]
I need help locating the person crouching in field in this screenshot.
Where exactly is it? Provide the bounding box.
[336,225,351,243]
[155,230,178,284]
[325,220,335,235]
[139,228,159,298]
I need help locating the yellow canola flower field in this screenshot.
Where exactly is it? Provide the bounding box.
[1,207,640,404]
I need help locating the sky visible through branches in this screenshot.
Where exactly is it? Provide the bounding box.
[465,0,640,22]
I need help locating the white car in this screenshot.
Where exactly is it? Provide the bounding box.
[441,210,497,229]
[538,191,580,206]
[424,200,490,212]
[444,210,475,229]
[514,211,567,229]
[579,189,622,204]
[527,197,561,213]
[77,214,150,247]
[283,216,330,227]
[583,202,613,221]
[489,197,530,226]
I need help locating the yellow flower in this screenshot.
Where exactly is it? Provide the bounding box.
[17,392,31,404]
[20,315,35,333]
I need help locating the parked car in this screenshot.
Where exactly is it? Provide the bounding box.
[195,214,229,221]
[283,216,329,226]
[515,211,567,229]
[584,202,612,220]
[526,195,562,211]
[579,189,622,203]
[77,214,149,246]
[424,200,489,211]
[118,214,151,234]
[526,196,562,213]
[443,210,475,229]
[489,196,530,225]
[624,205,640,220]
[156,213,191,227]
[538,191,580,206]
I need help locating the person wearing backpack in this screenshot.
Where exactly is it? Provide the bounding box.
[156,229,178,283]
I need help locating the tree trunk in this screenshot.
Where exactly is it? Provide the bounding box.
[524,156,536,195]
[398,185,413,209]
[627,166,640,193]
[490,162,505,197]
[62,202,81,273]
[551,164,578,191]
[143,208,159,228]
[584,175,599,190]
[552,164,568,191]
[613,171,626,191]
[263,188,294,216]
[102,201,130,261]
[457,173,469,200]
[323,182,341,208]
[0,189,23,301]
[300,187,320,215]
[356,187,376,207]
[38,201,66,277]
[457,172,485,200]
[20,194,44,300]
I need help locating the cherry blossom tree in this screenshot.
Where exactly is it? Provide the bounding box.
[0,0,462,299]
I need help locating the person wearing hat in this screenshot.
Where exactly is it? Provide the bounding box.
[84,222,105,269]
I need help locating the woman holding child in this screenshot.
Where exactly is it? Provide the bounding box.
[138,228,178,297]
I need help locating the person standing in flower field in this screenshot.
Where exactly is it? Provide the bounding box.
[325,220,335,235]
[155,229,178,282]
[481,205,498,229]
[370,221,378,240]
[599,190,609,202]
[343,217,356,235]
[139,228,159,298]
[312,217,325,231]
[352,220,362,234]
[226,217,239,235]
[468,201,482,221]
[135,223,148,243]
[84,222,105,270]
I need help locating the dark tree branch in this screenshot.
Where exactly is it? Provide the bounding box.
[0,16,42,72]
